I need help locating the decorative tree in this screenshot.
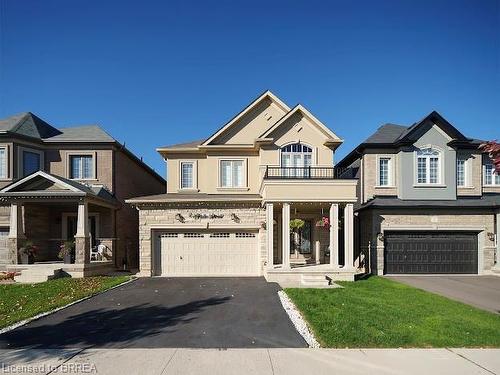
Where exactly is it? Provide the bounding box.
[481,141,500,173]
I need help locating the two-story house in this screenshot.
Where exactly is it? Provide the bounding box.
[336,111,500,276]
[128,91,359,286]
[0,112,165,279]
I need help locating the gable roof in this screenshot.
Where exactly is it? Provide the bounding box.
[258,104,342,145]
[0,171,120,206]
[201,90,290,146]
[336,111,479,169]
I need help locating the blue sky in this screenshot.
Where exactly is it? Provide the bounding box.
[0,0,498,174]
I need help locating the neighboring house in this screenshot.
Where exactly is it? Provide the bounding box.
[0,112,165,277]
[336,111,500,276]
[127,91,359,286]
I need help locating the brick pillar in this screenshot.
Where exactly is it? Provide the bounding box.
[8,203,25,264]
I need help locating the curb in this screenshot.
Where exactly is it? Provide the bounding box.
[0,277,136,335]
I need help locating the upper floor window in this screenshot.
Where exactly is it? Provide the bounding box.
[180,161,194,189]
[416,148,441,184]
[281,143,312,177]
[70,155,94,180]
[22,150,42,177]
[456,158,466,187]
[220,160,244,188]
[484,163,500,186]
[0,147,7,179]
[378,157,391,186]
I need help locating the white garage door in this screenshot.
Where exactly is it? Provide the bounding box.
[155,231,259,276]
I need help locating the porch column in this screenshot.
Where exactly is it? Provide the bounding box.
[75,200,90,264]
[495,210,500,270]
[344,203,354,269]
[8,203,25,264]
[266,203,274,269]
[281,203,290,269]
[329,203,339,268]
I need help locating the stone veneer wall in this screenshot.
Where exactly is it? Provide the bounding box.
[358,208,496,275]
[137,204,266,276]
[0,205,10,264]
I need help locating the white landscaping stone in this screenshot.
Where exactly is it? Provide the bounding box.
[278,290,320,348]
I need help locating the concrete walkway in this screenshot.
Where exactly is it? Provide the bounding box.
[0,348,498,374]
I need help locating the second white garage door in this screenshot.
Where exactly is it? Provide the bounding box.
[156,231,259,276]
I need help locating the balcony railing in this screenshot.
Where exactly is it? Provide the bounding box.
[264,166,339,180]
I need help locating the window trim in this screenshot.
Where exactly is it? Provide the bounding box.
[66,151,97,180]
[456,157,467,188]
[483,162,500,186]
[17,146,44,178]
[217,158,248,190]
[414,146,443,186]
[375,155,394,187]
[179,160,197,191]
[0,144,10,180]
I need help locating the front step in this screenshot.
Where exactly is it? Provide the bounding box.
[301,274,330,287]
[13,267,64,283]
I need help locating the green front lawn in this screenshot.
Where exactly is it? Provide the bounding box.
[0,276,130,329]
[285,276,500,348]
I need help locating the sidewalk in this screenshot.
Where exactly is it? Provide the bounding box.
[1,348,499,375]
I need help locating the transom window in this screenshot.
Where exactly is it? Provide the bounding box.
[281,143,312,177]
[456,158,466,187]
[70,155,94,179]
[220,160,244,188]
[378,157,391,186]
[180,162,194,189]
[0,147,7,179]
[416,148,441,184]
[484,163,500,186]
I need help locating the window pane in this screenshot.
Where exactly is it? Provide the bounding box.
[181,163,193,189]
[71,156,81,179]
[429,157,439,183]
[23,151,40,177]
[220,161,231,187]
[456,159,465,186]
[485,164,493,185]
[82,156,93,179]
[379,158,389,186]
[417,157,426,183]
[0,148,6,179]
[232,161,243,187]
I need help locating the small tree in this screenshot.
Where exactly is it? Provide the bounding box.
[480,141,500,173]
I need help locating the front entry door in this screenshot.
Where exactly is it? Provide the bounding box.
[290,220,312,261]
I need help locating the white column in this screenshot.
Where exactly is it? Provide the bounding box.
[329,203,339,267]
[495,211,500,270]
[266,203,274,269]
[282,203,290,269]
[315,241,320,265]
[8,203,25,238]
[76,200,89,237]
[344,203,354,269]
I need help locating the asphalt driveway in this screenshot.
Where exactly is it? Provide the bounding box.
[387,275,500,314]
[0,278,306,349]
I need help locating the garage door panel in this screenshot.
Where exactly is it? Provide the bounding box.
[385,231,478,274]
[157,231,258,276]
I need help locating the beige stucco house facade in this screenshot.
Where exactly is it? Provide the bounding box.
[128,91,360,286]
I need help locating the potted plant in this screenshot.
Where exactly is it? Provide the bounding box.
[58,240,75,264]
[19,240,38,264]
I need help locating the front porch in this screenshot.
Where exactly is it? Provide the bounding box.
[263,201,364,286]
[0,171,120,281]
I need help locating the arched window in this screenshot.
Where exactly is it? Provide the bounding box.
[281,143,312,177]
[416,148,441,184]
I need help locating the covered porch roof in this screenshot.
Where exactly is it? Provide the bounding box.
[0,171,120,208]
